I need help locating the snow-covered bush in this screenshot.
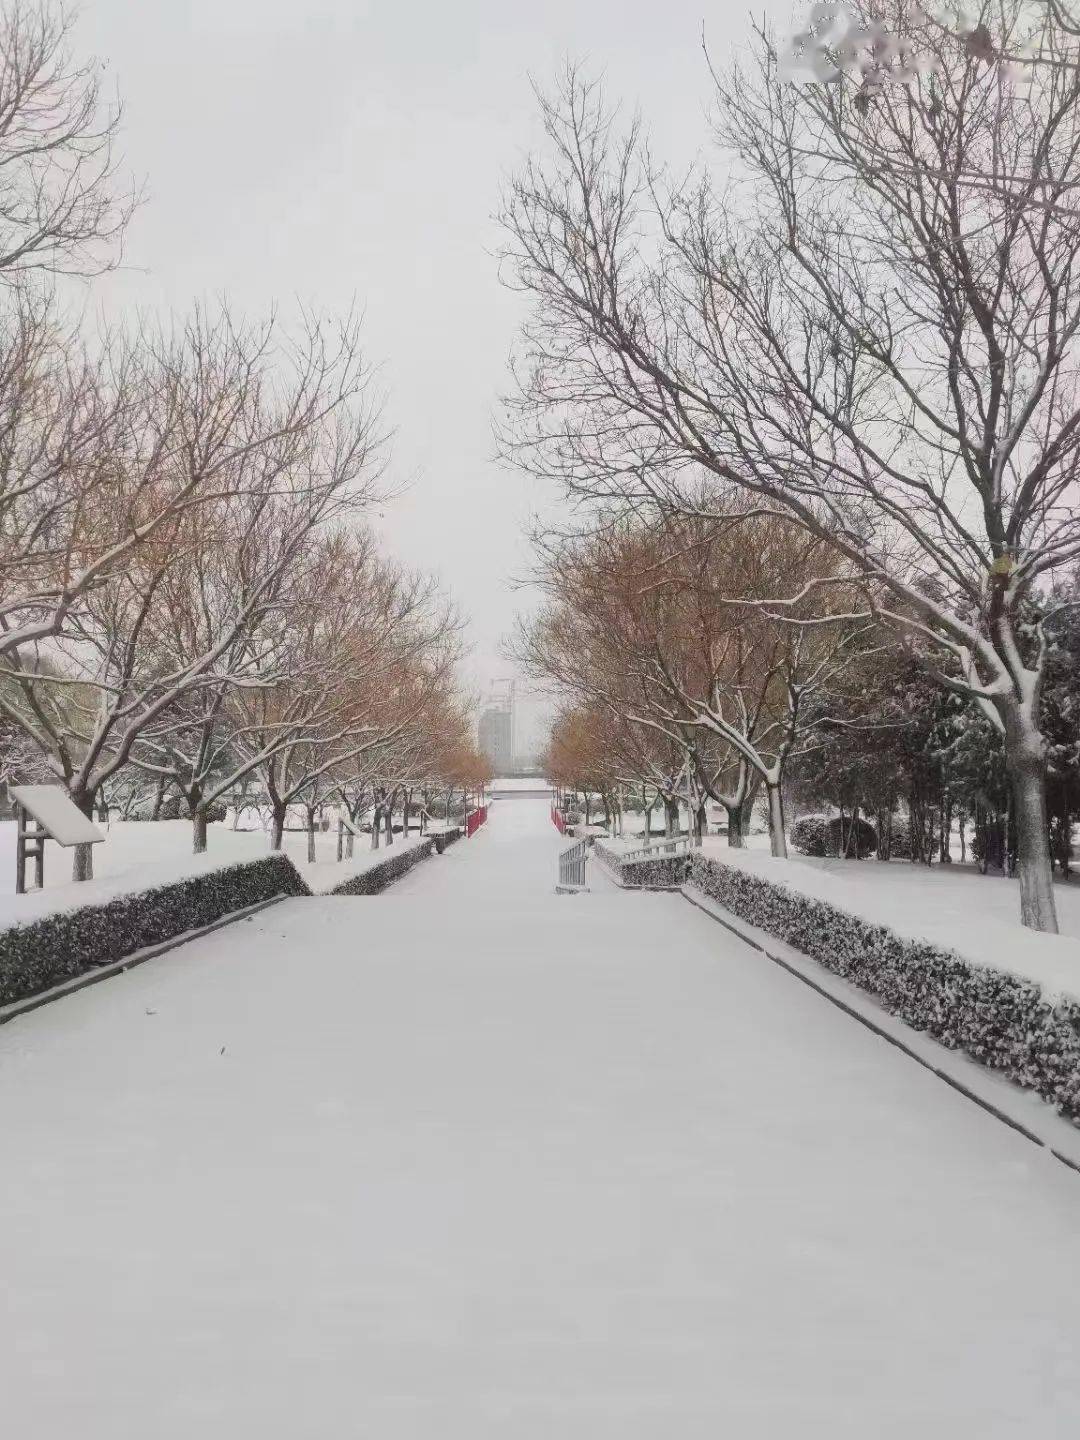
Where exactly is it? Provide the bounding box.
[432,827,462,854]
[0,855,310,1008]
[885,817,913,860]
[791,813,877,858]
[686,854,1080,1124]
[594,840,688,889]
[329,839,434,895]
[790,815,829,856]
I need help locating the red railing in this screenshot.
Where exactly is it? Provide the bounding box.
[551,805,566,834]
[466,805,488,838]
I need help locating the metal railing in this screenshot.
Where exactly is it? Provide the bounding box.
[615,835,695,864]
[558,837,588,889]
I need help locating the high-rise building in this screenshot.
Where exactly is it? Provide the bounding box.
[478,706,513,774]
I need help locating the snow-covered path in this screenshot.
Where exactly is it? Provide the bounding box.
[2,798,1079,1436]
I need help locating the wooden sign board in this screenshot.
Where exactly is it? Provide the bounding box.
[8,786,104,847]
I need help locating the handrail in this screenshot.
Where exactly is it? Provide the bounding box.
[615,835,694,864]
[558,836,588,889]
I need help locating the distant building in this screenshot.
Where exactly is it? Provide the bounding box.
[478,706,513,774]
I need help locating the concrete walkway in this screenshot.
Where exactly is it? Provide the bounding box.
[2,797,1079,1436]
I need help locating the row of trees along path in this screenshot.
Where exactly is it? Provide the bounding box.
[500,0,1080,932]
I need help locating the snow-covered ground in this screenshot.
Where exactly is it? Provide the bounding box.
[0,818,428,926]
[698,839,1080,1001]
[2,797,1079,1435]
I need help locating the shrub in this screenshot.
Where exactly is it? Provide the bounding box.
[790,815,828,856]
[0,855,310,1008]
[884,816,913,860]
[686,854,1080,1125]
[594,840,688,889]
[791,813,877,859]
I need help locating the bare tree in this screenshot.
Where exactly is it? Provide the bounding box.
[0,0,138,282]
[520,506,871,856]
[242,537,461,856]
[0,305,388,873]
[501,18,1080,929]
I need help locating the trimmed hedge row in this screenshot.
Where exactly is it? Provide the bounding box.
[594,840,689,889]
[329,838,435,895]
[432,827,462,854]
[686,854,1080,1125]
[0,854,310,1008]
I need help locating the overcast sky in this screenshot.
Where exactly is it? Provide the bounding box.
[78,0,783,751]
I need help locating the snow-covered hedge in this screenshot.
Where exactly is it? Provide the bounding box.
[329,838,435,895]
[686,854,1080,1124]
[432,827,462,854]
[0,854,310,1008]
[594,840,689,889]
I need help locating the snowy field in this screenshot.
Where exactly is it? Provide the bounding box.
[2,797,1079,1437]
[0,818,428,927]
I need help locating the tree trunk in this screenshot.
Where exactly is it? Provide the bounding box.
[766,782,787,859]
[909,788,923,865]
[71,792,97,880]
[939,794,952,864]
[306,808,316,864]
[1003,705,1059,933]
[269,802,286,851]
[725,802,745,848]
[192,808,208,854]
[371,807,381,849]
[384,802,394,846]
[876,808,891,861]
[151,776,166,821]
[1061,797,1071,880]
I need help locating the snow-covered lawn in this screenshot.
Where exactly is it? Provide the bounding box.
[699,840,1080,1000]
[2,797,1079,1435]
[0,818,429,927]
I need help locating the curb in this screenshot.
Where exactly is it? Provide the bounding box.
[680,883,1080,1178]
[0,893,289,1028]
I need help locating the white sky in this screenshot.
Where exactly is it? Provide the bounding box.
[77,0,781,751]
